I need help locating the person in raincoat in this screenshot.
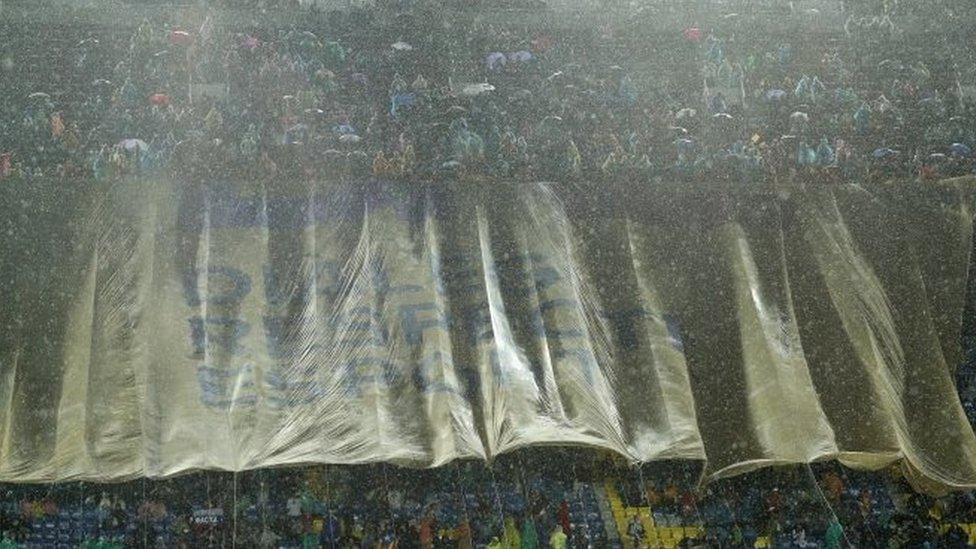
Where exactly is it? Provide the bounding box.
[420,513,436,548]
[549,525,568,549]
[503,517,521,549]
[556,501,571,536]
[456,519,474,549]
[824,518,844,549]
[627,515,645,547]
[521,516,539,549]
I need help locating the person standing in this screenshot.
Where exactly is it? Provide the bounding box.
[627,515,645,547]
[824,518,844,549]
[521,516,539,549]
[549,524,567,549]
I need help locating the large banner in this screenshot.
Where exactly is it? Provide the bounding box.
[1,177,975,492]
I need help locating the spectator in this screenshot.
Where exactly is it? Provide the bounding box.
[549,524,567,549]
[825,518,844,549]
[627,515,645,547]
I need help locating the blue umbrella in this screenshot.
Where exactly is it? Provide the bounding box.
[949,143,972,157]
[872,147,898,159]
[485,52,507,71]
[766,89,787,101]
[816,138,835,166]
[390,93,416,117]
[674,138,695,153]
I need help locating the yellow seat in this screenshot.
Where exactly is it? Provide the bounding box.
[754,536,770,549]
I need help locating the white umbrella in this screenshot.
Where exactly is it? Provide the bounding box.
[460,83,494,96]
[118,139,149,152]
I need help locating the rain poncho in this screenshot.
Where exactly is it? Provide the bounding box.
[504,518,522,549]
[522,518,539,549]
[824,520,843,549]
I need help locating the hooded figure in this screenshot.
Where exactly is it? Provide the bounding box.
[504,517,522,549]
[824,519,844,549]
[521,517,539,549]
[816,137,835,166]
[549,525,568,549]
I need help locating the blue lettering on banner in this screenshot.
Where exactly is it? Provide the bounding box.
[196,363,257,409]
[188,316,251,356]
[181,246,654,407]
[413,351,461,395]
[664,314,684,352]
[182,266,252,306]
[553,348,599,386]
[398,303,449,346]
[605,308,647,351]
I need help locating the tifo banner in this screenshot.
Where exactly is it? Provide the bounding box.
[1,178,975,492]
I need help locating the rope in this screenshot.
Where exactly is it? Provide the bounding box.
[232,471,238,549]
[487,463,509,541]
[805,464,855,548]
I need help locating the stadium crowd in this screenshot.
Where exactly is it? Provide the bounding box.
[0,2,974,187]
[3,451,976,548]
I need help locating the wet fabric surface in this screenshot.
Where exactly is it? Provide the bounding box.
[1,177,975,492]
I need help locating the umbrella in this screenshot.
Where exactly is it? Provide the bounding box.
[149,93,170,107]
[683,27,703,42]
[27,92,50,100]
[460,83,495,96]
[675,108,696,120]
[390,93,416,116]
[170,30,192,46]
[391,41,413,51]
[950,143,972,157]
[872,147,898,159]
[765,89,787,101]
[510,89,533,102]
[118,139,149,152]
[241,36,260,50]
[790,111,809,124]
[486,52,507,71]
